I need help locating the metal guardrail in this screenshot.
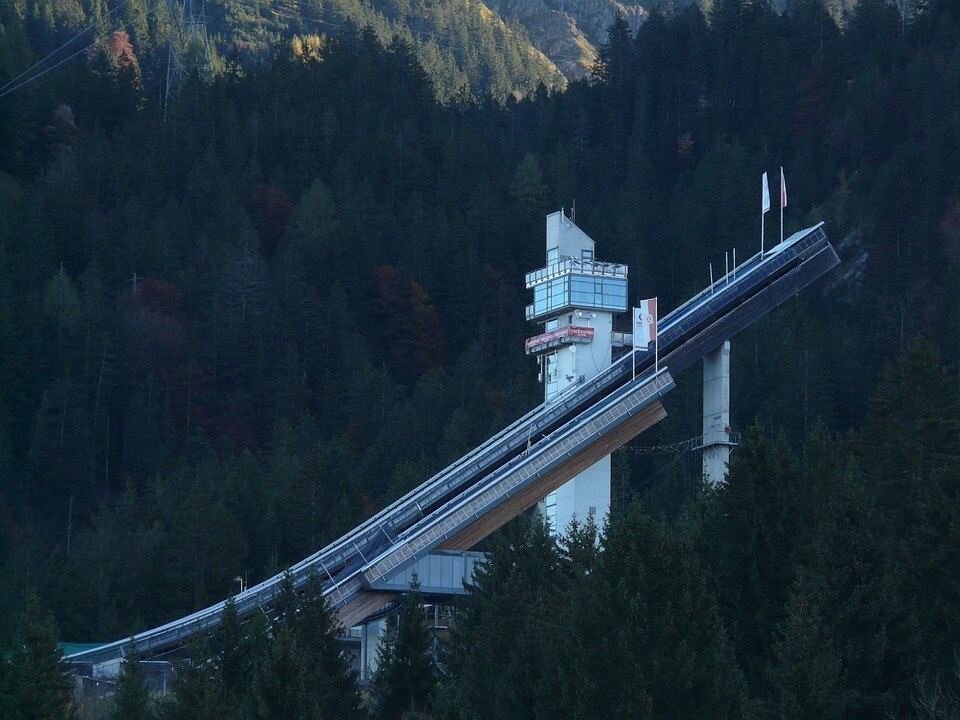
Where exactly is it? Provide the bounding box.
[524,258,629,288]
[65,224,837,666]
[362,370,675,586]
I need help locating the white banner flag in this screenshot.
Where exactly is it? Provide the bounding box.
[633,298,657,352]
[762,171,771,213]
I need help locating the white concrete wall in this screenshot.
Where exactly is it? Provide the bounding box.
[546,210,595,259]
[702,341,731,486]
[360,618,386,682]
[539,212,614,535]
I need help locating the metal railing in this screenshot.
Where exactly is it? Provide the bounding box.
[65,224,837,666]
[525,258,629,288]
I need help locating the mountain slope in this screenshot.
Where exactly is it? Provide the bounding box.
[208,0,569,100]
[485,0,644,77]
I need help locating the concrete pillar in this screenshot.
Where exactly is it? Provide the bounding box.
[359,618,385,682]
[702,341,731,486]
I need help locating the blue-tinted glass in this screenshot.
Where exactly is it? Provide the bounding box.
[603,279,627,298]
[533,275,630,317]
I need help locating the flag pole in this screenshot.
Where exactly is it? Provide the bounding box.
[761,170,770,256]
[780,166,785,246]
[654,297,659,373]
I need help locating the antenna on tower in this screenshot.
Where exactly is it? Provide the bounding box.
[164,0,212,117]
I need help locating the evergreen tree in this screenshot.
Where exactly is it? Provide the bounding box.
[283,573,363,720]
[767,577,847,720]
[573,504,742,719]
[440,515,563,720]
[160,650,222,720]
[111,649,154,720]
[696,424,802,685]
[0,591,75,720]
[371,576,437,720]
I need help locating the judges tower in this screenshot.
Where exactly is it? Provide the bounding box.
[524,211,629,532]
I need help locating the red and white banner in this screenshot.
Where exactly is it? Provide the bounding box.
[633,298,657,352]
[524,325,595,350]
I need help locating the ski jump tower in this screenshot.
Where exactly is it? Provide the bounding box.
[524,211,630,531]
[524,212,734,531]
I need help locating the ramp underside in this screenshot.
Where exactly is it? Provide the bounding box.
[438,400,667,550]
[339,592,399,629]
[334,400,667,625]
[65,224,839,667]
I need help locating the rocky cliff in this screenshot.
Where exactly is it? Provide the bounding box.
[484,0,646,78]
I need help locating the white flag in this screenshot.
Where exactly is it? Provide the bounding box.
[780,166,787,209]
[762,172,771,214]
[633,298,657,352]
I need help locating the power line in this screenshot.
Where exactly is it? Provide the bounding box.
[0,0,133,94]
[731,295,811,416]
[616,451,687,501]
[0,0,162,101]
[0,41,101,100]
[0,0,584,102]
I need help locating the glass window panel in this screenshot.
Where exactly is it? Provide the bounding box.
[602,279,627,298]
[571,278,592,294]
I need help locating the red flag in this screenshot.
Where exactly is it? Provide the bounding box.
[780,167,787,209]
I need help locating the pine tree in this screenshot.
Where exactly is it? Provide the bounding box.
[697,424,803,684]
[110,649,154,720]
[575,504,742,719]
[439,515,563,720]
[215,597,246,716]
[767,576,847,720]
[371,575,437,720]
[161,656,222,720]
[0,591,75,720]
[285,573,364,720]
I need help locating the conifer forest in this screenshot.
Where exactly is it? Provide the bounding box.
[2,0,960,715]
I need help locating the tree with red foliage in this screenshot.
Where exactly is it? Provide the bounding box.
[82,30,142,131]
[373,266,445,379]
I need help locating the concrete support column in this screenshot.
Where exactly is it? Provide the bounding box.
[359,619,385,682]
[702,341,731,486]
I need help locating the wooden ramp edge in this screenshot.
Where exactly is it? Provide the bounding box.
[337,591,399,629]
[437,400,667,551]
[335,400,666,626]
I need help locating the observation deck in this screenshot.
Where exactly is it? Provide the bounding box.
[64,222,838,671]
[524,258,629,288]
[525,260,629,321]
